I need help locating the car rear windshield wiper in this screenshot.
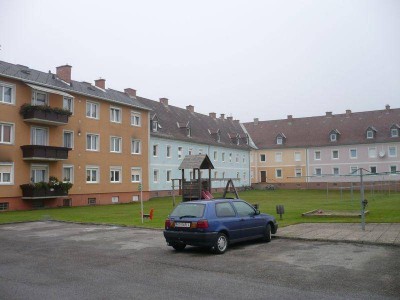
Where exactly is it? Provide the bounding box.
[179,215,197,219]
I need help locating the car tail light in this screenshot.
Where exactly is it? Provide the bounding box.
[196,220,209,229]
[165,219,171,229]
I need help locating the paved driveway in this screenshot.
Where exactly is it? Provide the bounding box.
[0,222,399,300]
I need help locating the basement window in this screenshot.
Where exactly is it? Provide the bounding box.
[0,202,9,211]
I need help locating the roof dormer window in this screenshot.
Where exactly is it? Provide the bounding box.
[152,120,158,132]
[329,129,340,142]
[390,125,399,137]
[366,126,377,139]
[187,126,191,137]
[276,133,286,145]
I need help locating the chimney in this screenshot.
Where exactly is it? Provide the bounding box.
[386,104,390,111]
[254,118,259,125]
[227,116,233,121]
[287,115,293,120]
[159,98,169,106]
[94,78,105,89]
[186,105,194,113]
[209,112,217,119]
[326,112,333,117]
[124,88,137,98]
[56,64,72,84]
[220,114,225,119]
[346,109,352,117]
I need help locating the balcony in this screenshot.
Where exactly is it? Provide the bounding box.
[20,104,71,126]
[20,185,68,199]
[21,145,71,161]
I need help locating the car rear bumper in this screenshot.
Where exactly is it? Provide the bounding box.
[163,230,218,247]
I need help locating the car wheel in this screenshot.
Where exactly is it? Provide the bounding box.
[213,233,228,254]
[263,224,272,242]
[172,243,186,251]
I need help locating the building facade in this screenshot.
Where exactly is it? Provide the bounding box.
[0,61,150,211]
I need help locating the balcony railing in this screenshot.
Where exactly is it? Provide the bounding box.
[20,186,68,199]
[20,104,71,126]
[21,145,70,161]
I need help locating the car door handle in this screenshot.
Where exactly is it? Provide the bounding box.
[240,218,245,221]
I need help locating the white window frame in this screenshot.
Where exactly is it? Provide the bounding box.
[260,154,266,162]
[153,169,159,183]
[63,96,74,114]
[275,152,282,162]
[86,101,99,120]
[222,152,225,162]
[31,126,49,146]
[153,144,158,157]
[391,128,399,138]
[188,148,193,156]
[366,130,374,139]
[198,148,203,155]
[111,196,119,203]
[0,81,16,105]
[110,136,122,153]
[131,139,141,155]
[0,122,14,144]
[166,145,172,158]
[275,168,282,178]
[62,164,74,183]
[388,146,397,157]
[63,130,74,149]
[350,166,359,175]
[110,106,122,123]
[390,165,397,174]
[32,90,48,106]
[349,148,357,159]
[213,151,218,161]
[294,152,301,162]
[30,164,49,183]
[331,150,339,159]
[178,146,183,159]
[110,166,122,183]
[314,150,321,160]
[86,166,99,183]
[369,166,377,174]
[86,133,100,151]
[314,168,322,176]
[0,162,14,185]
[166,170,172,182]
[236,154,239,163]
[152,120,158,132]
[368,147,377,158]
[130,111,141,127]
[131,167,141,183]
[330,133,337,142]
[295,168,302,178]
[276,136,283,145]
[229,153,232,163]
[333,167,339,176]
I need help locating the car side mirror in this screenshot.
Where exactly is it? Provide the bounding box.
[254,209,260,215]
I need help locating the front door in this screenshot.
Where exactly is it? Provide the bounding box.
[260,171,266,182]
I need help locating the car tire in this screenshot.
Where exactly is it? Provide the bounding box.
[212,233,228,254]
[263,224,272,242]
[172,243,186,251]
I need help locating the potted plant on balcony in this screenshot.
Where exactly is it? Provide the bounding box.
[19,104,72,123]
[20,182,48,198]
[20,177,73,198]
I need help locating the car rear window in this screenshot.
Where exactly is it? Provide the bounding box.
[170,203,205,218]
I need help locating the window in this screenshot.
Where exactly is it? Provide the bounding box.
[350,166,359,175]
[131,111,141,126]
[31,127,48,145]
[63,97,73,113]
[86,134,100,151]
[333,167,339,176]
[222,172,225,179]
[314,168,322,176]
[232,201,256,217]
[391,128,399,138]
[214,171,218,179]
[260,154,266,162]
[187,127,191,137]
[390,166,397,174]
[0,202,9,211]
[294,152,301,161]
[350,148,357,159]
[314,151,321,160]
[112,196,119,203]
[222,152,225,162]
[131,139,141,154]
[198,148,203,155]
[332,150,339,159]
[166,170,172,182]
[236,172,240,179]
[32,90,48,106]
[178,147,183,159]
[0,163,13,184]
[229,153,232,163]
[366,130,374,139]
[275,169,282,178]
[31,165,48,183]
[88,198,96,205]
[368,147,377,158]
[236,154,239,163]
[153,144,158,157]
[277,136,283,145]
[370,166,377,174]
[152,120,158,132]
[188,148,193,155]
[110,167,122,183]
[213,151,218,161]
[110,136,122,153]
[86,166,99,183]
[63,131,74,148]
[295,168,301,178]
[275,152,282,162]
[0,82,15,104]
[131,168,141,182]
[110,107,121,123]
[153,169,159,182]
[166,145,171,158]
[215,202,236,217]
[62,165,74,183]
[86,101,99,119]
[389,146,397,157]
[330,133,337,142]
[0,122,13,144]
[242,155,245,163]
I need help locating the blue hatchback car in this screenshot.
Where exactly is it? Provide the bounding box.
[163,199,278,254]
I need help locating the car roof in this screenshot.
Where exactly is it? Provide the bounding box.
[179,199,244,205]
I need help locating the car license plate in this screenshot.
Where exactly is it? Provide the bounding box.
[175,222,191,228]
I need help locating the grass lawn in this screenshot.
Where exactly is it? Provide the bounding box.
[0,189,399,229]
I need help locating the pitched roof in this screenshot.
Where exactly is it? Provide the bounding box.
[0,60,150,111]
[243,108,400,149]
[179,154,214,170]
[136,96,252,150]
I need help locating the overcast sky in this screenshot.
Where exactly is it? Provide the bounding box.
[1,0,399,122]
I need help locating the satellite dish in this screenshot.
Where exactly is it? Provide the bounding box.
[379,151,386,158]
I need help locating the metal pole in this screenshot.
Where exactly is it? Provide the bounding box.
[140,183,143,224]
[360,169,365,231]
[172,180,176,207]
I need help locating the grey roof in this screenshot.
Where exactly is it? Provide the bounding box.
[179,155,214,170]
[136,96,252,150]
[0,60,150,111]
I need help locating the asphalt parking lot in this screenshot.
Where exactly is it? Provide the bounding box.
[0,222,399,300]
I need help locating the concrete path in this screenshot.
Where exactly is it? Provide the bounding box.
[275,223,400,246]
